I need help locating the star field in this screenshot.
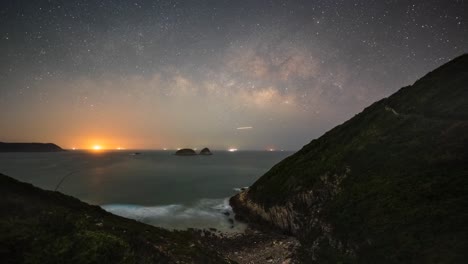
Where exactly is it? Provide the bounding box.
[0,0,466,150]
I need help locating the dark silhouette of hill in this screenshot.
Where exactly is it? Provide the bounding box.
[0,142,65,152]
[0,174,232,264]
[231,54,468,263]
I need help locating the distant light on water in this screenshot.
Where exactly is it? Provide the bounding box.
[228,148,238,152]
[1,150,293,231]
[236,126,253,130]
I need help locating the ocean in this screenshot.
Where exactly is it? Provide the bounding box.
[0,150,292,232]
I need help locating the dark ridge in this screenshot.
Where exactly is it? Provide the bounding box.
[230,54,468,263]
[0,142,65,152]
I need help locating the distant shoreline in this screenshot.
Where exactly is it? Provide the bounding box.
[64,149,296,152]
[0,142,65,152]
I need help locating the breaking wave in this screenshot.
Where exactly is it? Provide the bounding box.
[101,198,246,233]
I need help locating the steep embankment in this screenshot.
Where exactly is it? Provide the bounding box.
[0,142,65,152]
[0,173,233,264]
[231,54,468,263]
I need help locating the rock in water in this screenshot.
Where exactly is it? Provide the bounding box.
[199,147,213,155]
[175,148,197,156]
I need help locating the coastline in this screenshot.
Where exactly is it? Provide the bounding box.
[0,171,299,263]
[193,226,299,264]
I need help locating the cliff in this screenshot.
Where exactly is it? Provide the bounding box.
[230,54,468,263]
[0,142,65,152]
[0,173,232,264]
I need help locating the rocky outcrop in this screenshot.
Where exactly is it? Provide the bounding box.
[231,171,352,260]
[230,54,468,263]
[199,147,213,155]
[175,148,197,156]
[0,142,65,152]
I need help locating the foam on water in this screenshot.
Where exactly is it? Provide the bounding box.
[233,186,249,192]
[0,151,293,233]
[102,198,246,233]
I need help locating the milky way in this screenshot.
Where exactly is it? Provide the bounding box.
[0,0,466,150]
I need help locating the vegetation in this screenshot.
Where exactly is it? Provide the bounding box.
[2,54,467,263]
[0,173,233,264]
[236,54,468,263]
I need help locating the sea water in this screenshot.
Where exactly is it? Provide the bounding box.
[0,150,292,232]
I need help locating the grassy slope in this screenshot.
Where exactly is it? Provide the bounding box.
[0,173,233,264]
[244,54,468,262]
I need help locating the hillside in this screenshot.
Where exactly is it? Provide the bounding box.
[230,54,468,263]
[0,142,65,152]
[0,173,232,264]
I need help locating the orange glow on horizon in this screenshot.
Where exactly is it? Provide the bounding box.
[60,135,173,150]
[56,131,173,150]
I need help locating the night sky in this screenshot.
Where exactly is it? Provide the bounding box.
[0,0,466,150]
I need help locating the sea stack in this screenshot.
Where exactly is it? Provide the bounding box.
[199,147,213,155]
[175,148,197,156]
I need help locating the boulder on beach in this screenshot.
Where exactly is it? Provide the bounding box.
[199,147,213,155]
[175,148,197,156]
